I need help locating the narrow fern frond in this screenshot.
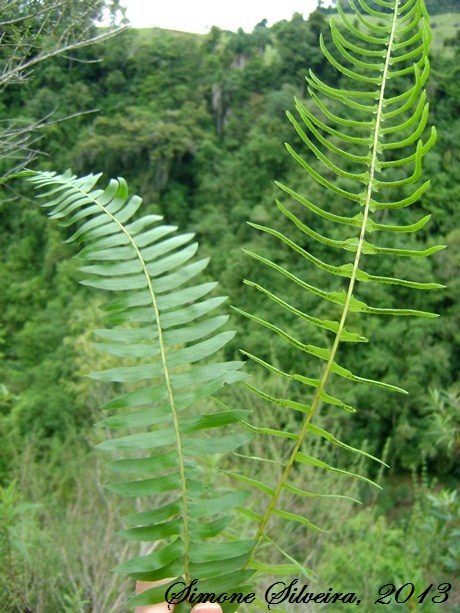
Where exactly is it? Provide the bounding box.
[23,169,255,612]
[238,0,444,577]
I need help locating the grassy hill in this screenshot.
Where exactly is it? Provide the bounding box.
[131,11,460,54]
[430,12,460,51]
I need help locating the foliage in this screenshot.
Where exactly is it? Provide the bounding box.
[315,466,459,611]
[0,480,41,611]
[421,387,460,475]
[14,0,451,609]
[0,0,459,611]
[426,488,460,575]
[317,504,456,612]
[0,439,135,612]
[0,0,125,178]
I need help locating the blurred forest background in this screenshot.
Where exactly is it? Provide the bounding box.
[0,0,459,610]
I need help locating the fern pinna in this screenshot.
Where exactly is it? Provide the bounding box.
[233,0,444,582]
[22,171,255,611]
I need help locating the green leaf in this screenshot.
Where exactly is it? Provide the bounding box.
[183,432,253,455]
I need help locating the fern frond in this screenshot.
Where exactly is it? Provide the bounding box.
[237,0,443,577]
[23,169,255,612]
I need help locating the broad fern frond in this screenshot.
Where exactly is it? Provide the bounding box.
[237,0,444,577]
[23,170,255,611]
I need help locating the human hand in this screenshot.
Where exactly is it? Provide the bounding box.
[135,580,223,613]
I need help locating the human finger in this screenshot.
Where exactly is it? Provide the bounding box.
[190,604,223,612]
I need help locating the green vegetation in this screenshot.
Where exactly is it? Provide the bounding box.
[0,0,459,611]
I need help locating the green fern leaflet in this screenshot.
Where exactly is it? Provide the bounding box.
[235,0,445,579]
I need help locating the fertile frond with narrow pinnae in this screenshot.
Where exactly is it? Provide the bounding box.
[237,0,444,578]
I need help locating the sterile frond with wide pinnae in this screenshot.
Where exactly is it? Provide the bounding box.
[23,169,255,612]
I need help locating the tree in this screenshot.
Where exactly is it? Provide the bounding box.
[0,0,125,178]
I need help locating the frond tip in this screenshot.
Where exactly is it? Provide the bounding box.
[23,169,254,612]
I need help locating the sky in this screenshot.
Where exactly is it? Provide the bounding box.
[114,0,327,33]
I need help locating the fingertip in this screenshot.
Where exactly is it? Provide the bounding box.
[191,603,223,613]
